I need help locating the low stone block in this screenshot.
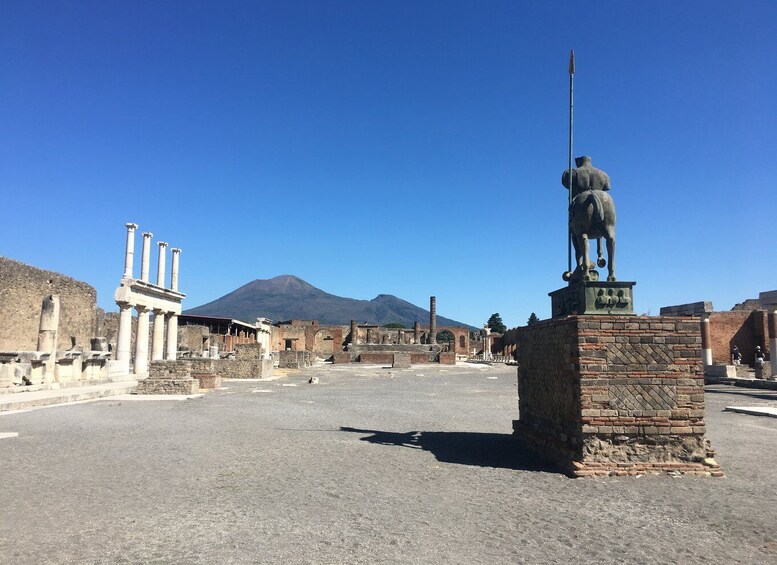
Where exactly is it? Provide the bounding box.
[392,353,411,368]
[438,352,456,365]
[136,378,199,395]
[332,353,351,364]
[192,373,220,389]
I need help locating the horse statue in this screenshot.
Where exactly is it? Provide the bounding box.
[561,156,616,282]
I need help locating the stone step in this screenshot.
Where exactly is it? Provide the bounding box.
[0,380,138,412]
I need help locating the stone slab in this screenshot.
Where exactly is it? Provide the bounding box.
[438,352,456,365]
[660,301,713,316]
[0,380,138,412]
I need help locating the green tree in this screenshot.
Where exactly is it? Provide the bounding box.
[487,313,506,334]
[527,313,539,326]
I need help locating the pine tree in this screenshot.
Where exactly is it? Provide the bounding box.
[527,312,539,326]
[486,313,506,334]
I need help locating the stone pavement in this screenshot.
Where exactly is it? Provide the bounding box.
[2,363,777,564]
[724,406,777,418]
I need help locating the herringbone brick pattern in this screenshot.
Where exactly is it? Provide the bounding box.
[609,384,677,411]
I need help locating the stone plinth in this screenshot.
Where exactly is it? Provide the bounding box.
[392,353,411,368]
[512,315,722,477]
[550,281,636,318]
[192,373,221,389]
[138,360,198,395]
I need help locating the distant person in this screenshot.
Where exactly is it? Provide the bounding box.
[755,346,765,366]
[731,345,741,366]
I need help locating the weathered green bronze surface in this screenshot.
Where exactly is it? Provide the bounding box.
[549,281,636,317]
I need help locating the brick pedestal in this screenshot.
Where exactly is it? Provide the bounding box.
[512,315,722,477]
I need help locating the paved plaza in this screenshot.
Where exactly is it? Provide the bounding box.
[1,363,776,564]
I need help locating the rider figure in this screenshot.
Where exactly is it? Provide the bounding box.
[562,156,610,198]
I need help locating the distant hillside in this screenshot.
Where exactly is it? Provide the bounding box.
[185,275,475,329]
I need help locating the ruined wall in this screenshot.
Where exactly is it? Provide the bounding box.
[0,257,99,351]
[178,324,209,353]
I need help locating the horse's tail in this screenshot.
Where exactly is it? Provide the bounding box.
[588,191,605,226]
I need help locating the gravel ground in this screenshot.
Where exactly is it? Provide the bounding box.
[1,363,776,564]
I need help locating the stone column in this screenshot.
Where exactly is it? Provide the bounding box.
[116,302,133,362]
[366,328,374,344]
[156,241,168,287]
[134,306,150,375]
[166,313,179,360]
[170,248,181,291]
[123,223,138,278]
[483,325,491,360]
[429,296,437,345]
[700,313,712,367]
[140,232,153,282]
[414,321,420,344]
[151,309,166,361]
[37,294,60,354]
[399,330,405,344]
[350,320,359,344]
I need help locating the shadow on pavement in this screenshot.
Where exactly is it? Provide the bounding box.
[340,426,560,474]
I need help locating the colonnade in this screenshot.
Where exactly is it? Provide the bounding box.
[115,223,184,375]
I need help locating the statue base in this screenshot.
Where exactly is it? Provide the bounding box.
[549,281,636,318]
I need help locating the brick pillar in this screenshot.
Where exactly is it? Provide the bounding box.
[429,296,437,345]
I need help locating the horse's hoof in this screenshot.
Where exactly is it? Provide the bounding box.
[607,276,617,282]
[562,271,573,282]
[597,257,606,268]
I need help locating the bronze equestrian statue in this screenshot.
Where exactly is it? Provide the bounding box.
[561,156,616,282]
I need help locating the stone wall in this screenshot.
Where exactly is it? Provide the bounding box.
[0,257,100,351]
[513,315,721,477]
[279,350,313,369]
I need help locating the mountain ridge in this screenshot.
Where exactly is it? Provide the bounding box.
[185,275,476,329]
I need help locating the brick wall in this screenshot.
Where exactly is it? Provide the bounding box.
[513,315,721,477]
[709,311,768,365]
[0,257,100,351]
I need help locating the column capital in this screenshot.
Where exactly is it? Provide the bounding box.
[135,305,150,314]
[157,241,168,248]
[171,247,181,254]
[142,231,154,238]
[126,222,138,230]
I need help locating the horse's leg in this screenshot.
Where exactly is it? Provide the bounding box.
[582,234,591,280]
[596,237,606,268]
[606,234,616,281]
[572,231,583,273]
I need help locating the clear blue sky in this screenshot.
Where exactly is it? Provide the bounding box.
[1,1,775,328]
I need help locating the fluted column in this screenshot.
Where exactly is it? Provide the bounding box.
[151,309,166,361]
[166,313,178,360]
[140,232,153,282]
[123,223,138,278]
[134,306,151,374]
[156,241,168,287]
[116,302,133,361]
[170,248,181,291]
